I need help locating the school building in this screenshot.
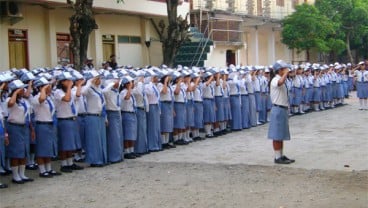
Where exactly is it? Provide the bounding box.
[0,0,317,71]
[0,0,190,70]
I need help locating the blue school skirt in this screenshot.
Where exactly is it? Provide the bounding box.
[215,96,225,122]
[230,95,242,130]
[77,115,87,149]
[241,95,251,129]
[186,101,195,128]
[254,92,262,112]
[357,82,368,99]
[57,118,80,151]
[35,122,57,158]
[107,111,123,162]
[268,105,290,141]
[147,104,161,151]
[193,101,204,129]
[135,108,148,154]
[122,112,137,141]
[223,97,232,120]
[203,98,216,123]
[160,101,174,133]
[336,83,344,98]
[84,115,107,165]
[321,86,328,102]
[326,84,333,101]
[248,94,257,127]
[312,87,321,102]
[6,123,28,158]
[0,122,5,168]
[292,87,303,105]
[174,102,186,129]
[348,77,354,91]
[304,88,313,103]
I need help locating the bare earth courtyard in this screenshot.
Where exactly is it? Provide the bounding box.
[0,94,367,208]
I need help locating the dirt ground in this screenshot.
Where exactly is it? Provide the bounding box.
[0,94,367,208]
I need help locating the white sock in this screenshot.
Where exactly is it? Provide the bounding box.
[45,163,52,172]
[275,150,282,159]
[11,166,21,181]
[204,125,211,135]
[161,134,166,144]
[19,165,29,179]
[67,157,74,166]
[61,160,68,167]
[359,99,364,109]
[364,99,368,109]
[39,164,46,173]
[173,135,178,142]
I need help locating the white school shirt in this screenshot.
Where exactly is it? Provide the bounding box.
[157,82,172,102]
[82,82,104,114]
[260,76,269,93]
[320,76,327,86]
[0,92,9,117]
[145,82,160,105]
[173,82,187,103]
[186,83,193,101]
[72,87,87,114]
[102,83,120,111]
[330,72,337,81]
[31,94,55,122]
[214,79,224,96]
[270,75,288,107]
[293,75,303,88]
[193,83,203,102]
[228,79,240,95]
[285,78,293,91]
[355,70,368,82]
[132,81,149,111]
[303,76,311,88]
[120,89,135,112]
[239,78,249,95]
[252,76,261,92]
[7,97,27,124]
[245,75,254,94]
[313,77,321,87]
[223,82,230,98]
[54,89,78,118]
[202,82,215,99]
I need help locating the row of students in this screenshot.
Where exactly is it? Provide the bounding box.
[0,61,359,188]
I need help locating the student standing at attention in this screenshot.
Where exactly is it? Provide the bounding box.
[268,60,295,165]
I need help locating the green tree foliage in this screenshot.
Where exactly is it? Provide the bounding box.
[281,4,335,61]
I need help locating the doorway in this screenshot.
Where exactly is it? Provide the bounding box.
[8,29,28,69]
[102,34,115,62]
[226,50,236,66]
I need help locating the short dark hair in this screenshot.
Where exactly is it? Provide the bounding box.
[110,54,116,58]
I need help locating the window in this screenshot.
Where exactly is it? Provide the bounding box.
[276,0,285,7]
[118,35,141,44]
[56,33,73,64]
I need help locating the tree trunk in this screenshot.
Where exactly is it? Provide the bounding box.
[306,49,310,62]
[346,31,354,64]
[69,0,98,71]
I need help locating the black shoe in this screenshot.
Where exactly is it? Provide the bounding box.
[124,154,136,159]
[74,158,85,163]
[26,164,38,170]
[60,166,72,173]
[162,143,171,149]
[0,183,8,189]
[21,177,34,182]
[192,137,201,141]
[167,143,176,148]
[110,159,123,164]
[12,179,24,184]
[205,134,214,138]
[174,139,189,145]
[0,171,11,176]
[274,157,291,164]
[149,149,160,152]
[281,155,295,163]
[48,170,62,176]
[68,164,84,170]
[90,164,104,168]
[134,153,142,157]
[39,172,53,178]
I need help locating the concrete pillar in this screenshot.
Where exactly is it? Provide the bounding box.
[268,29,275,64]
[89,28,102,68]
[46,10,57,67]
[254,27,259,65]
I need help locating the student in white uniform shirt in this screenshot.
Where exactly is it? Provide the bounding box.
[31,77,61,178]
[102,72,123,163]
[201,71,216,138]
[82,70,108,167]
[213,70,224,136]
[191,72,204,141]
[120,76,139,159]
[172,72,189,145]
[353,61,368,110]
[54,72,84,172]
[6,80,34,184]
[267,60,295,165]
[145,70,162,151]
